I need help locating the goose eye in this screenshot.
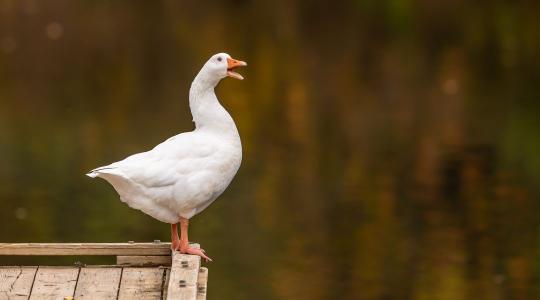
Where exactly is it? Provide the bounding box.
[217,57,222,62]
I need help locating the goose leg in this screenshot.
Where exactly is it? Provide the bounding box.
[171,223,180,251]
[179,217,212,262]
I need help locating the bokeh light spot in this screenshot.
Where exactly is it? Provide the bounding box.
[45,22,64,40]
[442,78,459,95]
[14,207,28,220]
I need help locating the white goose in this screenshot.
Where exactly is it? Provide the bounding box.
[87,53,246,261]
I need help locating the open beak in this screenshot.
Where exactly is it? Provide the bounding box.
[227,57,247,80]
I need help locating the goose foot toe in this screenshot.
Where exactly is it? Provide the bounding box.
[180,246,212,262]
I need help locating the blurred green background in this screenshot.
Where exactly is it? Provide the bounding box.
[1,0,540,299]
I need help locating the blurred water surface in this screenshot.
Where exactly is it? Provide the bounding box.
[1,1,540,299]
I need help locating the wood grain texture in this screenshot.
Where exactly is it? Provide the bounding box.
[196,267,208,300]
[74,267,122,300]
[0,244,207,300]
[0,266,37,300]
[162,268,171,300]
[117,256,171,266]
[29,267,79,300]
[117,267,165,300]
[0,243,171,256]
[166,252,201,300]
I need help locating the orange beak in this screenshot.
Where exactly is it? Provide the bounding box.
[227,57,247,80]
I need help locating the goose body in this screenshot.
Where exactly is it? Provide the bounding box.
[87,53,247,260]
[87,129,241,223]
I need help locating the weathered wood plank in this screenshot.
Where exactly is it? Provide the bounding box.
[74,267,122,300]
[117,267,164,300]
[196,267,208,300]
[0,266,38,299]
[117,256,171,266]
[0,243,171,256]
[29,267,79,300]
[162,268,171,300]
[166,252,201,300]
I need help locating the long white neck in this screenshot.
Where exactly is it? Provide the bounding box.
[189,71,240,142]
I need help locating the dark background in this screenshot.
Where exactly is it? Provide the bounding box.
[1,1,540,299]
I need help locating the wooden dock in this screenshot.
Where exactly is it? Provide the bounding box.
[0,243,208,300]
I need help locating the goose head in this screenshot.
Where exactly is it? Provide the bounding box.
[199,53,247,82]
